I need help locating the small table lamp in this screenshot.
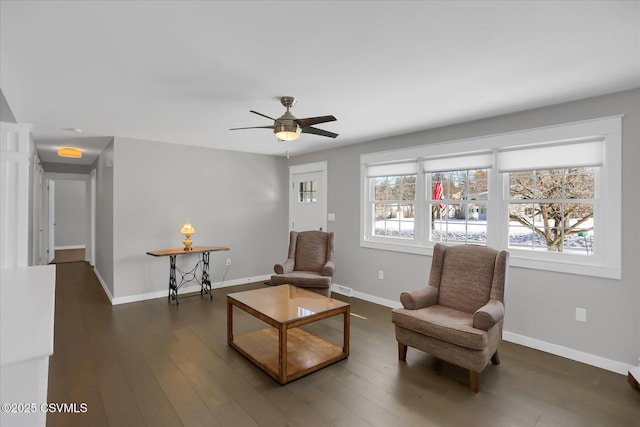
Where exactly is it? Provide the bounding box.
[180,223,195,251]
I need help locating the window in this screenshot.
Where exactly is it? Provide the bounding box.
[428,169,489,244]
[372,175,416,238]
[497,138,605,259]
[360,116,621,279]
[423,152,492,245]
[298,180,317,203]
[507,168,595,254]
[364,161,418,244]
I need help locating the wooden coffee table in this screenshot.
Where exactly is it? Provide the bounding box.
[227,285,350,384]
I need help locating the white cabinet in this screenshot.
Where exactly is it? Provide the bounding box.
[0,265,56,426]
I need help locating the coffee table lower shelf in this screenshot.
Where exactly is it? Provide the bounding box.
[231,327,347,384]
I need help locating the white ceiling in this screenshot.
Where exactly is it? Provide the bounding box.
[1,1,639,166]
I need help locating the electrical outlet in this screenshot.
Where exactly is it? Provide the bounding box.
[226,258,231,266]
[575,308,587,322]
[378,270,384,280]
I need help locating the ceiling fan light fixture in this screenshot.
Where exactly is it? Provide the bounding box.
[57,147,83,159]
[274,124,301,141]
[231,96,338,141]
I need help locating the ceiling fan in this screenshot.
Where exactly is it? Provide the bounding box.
[230,96,338,141]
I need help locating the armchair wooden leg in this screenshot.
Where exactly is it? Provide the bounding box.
[398,342,407,361]
[469,370,480,393]
[491,350,500,365]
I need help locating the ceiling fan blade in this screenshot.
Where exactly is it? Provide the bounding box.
[301,126,338,139]
[229,125,275,130]
[295,115,337,129]
[250,110,281,123]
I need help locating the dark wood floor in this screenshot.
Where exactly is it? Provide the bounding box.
[51,248,85,264]
[47,261,639,427]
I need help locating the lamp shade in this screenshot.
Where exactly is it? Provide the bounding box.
[180,223,195,235]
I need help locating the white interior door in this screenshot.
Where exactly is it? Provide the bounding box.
[289,162,327,232]
[47,179,55,263]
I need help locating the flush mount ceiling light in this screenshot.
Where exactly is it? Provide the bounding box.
[57,147,82,159]
[62,128,82,133]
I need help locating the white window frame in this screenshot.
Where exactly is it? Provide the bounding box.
[360,116,622,279]
[426,168,491,246]
[362,160,422,249]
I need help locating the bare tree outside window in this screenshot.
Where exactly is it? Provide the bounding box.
[508,168,595,253]
[373,175,416,238]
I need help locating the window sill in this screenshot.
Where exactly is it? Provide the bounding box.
[360,239,433,256]
[360,240,621,279]
[508,254,621,280]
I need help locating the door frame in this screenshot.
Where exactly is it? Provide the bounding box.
[42,172,92,263]
[90,169,96,266]
[46,179,55,264]
[289,161,328,232]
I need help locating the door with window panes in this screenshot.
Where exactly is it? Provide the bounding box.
[290,169,326,232]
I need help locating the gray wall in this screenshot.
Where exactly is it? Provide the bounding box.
[291,89,640,368]
[0,88,17,123]
[111,137,289,300]
[53,179,87,248]
[42,162,94,175]
[94,139,114,296]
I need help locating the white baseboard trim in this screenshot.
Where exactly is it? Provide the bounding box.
[54,245,86,250]
[110,274,271,306]
[93,267,114,304]
[331,283,633,376]
[332,282,401,309]
[351,290,401,309]
[503,331,634,376]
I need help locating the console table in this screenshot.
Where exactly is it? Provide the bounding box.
[146,246,230,304]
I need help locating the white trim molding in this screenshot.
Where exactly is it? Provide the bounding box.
[360,116,622,279]
[503,331,634,376]
[1,122,33,268]
[108,274,271,306]
[54,245,86,250]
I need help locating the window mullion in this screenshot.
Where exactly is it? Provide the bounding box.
[414,162,425,244]
[487,149,503,250]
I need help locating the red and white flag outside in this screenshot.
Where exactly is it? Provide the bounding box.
[433,180,444,209]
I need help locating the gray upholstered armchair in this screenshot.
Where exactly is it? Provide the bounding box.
[391,243,509,392]
[271,230,335,296]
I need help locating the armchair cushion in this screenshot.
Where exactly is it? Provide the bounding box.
[400,286,439,310]
[392,305,489,350]
[473,299,505,331]
[295,231,331,272]
[438,246,498,314]
[270,271,332,288]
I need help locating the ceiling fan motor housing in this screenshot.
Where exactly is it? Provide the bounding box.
[274,109,301,140]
